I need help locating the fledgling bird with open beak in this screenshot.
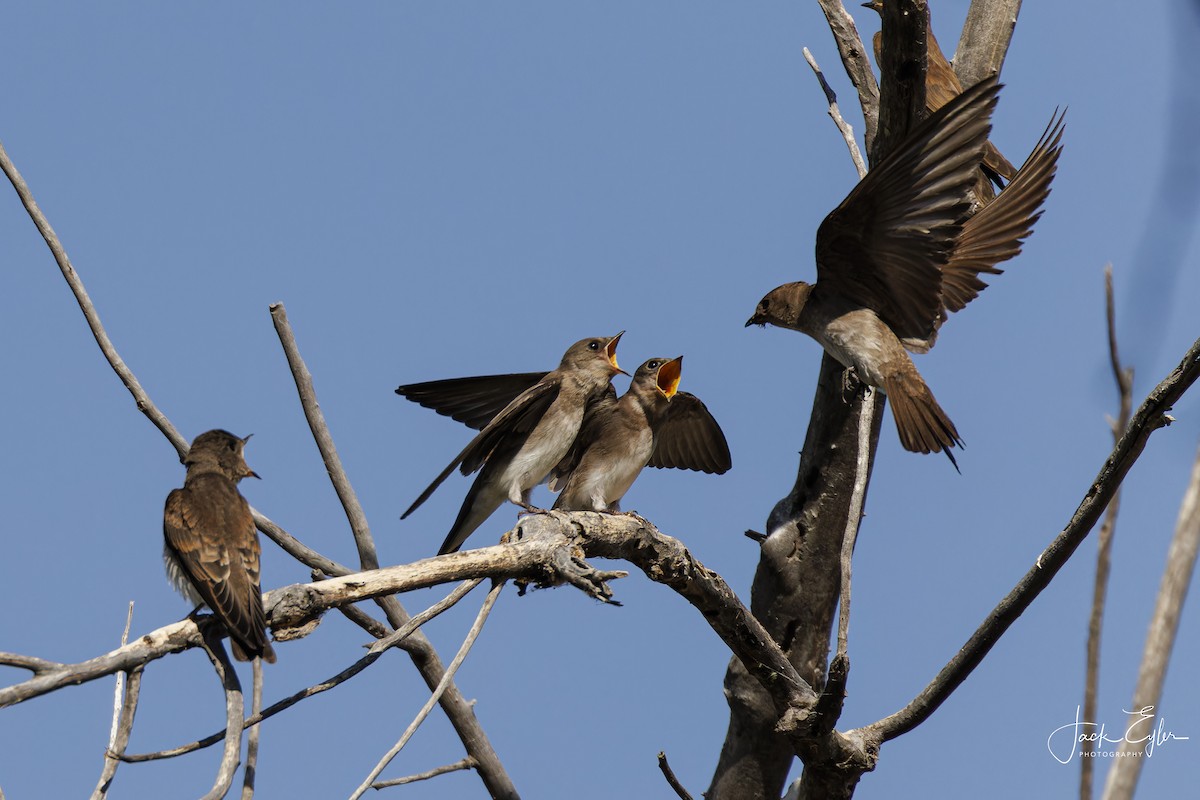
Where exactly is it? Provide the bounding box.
[747,77,1063,467]
[550,356,732,513]
[397,333,625,554]
[163,429,276,663]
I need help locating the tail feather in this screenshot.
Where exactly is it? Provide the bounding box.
[883,370,963,470]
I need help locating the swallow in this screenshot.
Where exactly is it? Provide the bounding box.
[398,333,625,554]
[550,356,731,512]
[164,429,276,663]
[862,0,1016,202]
[747,77,1063,466]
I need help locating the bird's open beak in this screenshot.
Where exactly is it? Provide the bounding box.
[657,356,683,399]
[606,331,629,376]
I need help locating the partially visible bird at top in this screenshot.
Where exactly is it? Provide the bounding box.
[862,0,1017,204]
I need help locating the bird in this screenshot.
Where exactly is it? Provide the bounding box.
[746,76,1063,466]
[861,0,1016,203]
[163,429,276,663]
[550,356,731,512]
[398,333,626,554]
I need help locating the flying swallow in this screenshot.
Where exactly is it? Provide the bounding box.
[862,0,1016,202]
[164,429,276,663]
[398,333,625,554]
[550,356,731,512]
[747,77,1063,466]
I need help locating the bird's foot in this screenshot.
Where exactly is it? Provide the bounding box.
[840,367,871,402]
[516,502,548,517]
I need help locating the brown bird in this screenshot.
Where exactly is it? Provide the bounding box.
[164,430,276,663]
[747,77,1063,466]
[398,333,625,554]
[550,356,731,512]
[862,0,1016,202]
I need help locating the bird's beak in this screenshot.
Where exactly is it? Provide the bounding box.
[246,469,262,480]
[606,331,629,376]
[657,356,683,399]
[745,313,763,327]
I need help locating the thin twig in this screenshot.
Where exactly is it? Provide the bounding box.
[802,47,868,179]
[657,752,694,800]
[121,580,482,763]
[1081,266,1133,796]
[869,336,1200,741]
[836,386,874,660]
[0,140,187,458]
[371,757,477,790]
[268,303,519,799]
[91,603,137,800]
[198,637,244,800]
[0,653,64,674]
[1103,444,1200,800]
[350,581,506,800]
[241,658,264,800]
[814,0,881,149]
[269,303,379,570]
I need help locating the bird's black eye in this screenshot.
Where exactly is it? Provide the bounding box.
[588,341,600,350]
[648,360,660,369]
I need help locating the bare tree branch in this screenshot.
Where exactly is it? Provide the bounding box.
[91,669,142,800]
[268,302,520,800]
[869,336,1200,742]
[953,0,1023,87]
[2,544,619,709]
[0,142,188,459]
[200,638,245,800]
[815,0,880,150]
[0,653,64,674]
[351,581,506,799]
[1081,266,1134,796]
[270,303,380,569]
[371,757,477,790]
[1102,444,1200,799]
[91,603,138,800]
[241,659,264,800]
[802,47,868,179]
[657,752,695,800]
[122,580,483,764]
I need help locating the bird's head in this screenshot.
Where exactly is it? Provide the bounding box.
[746,282,814,330]
[633,356,683,400]
[185,429,260,481]
[562,331,628,378]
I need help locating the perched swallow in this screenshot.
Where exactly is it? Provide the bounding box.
[550,356,731,512]
[164,430,276,663]
[398,333,625,554]
[862,0,1016,202]
[747,77,1063,466]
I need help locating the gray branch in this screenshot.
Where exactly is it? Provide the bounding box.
[1102,445,1200,799]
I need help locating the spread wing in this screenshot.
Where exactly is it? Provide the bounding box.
[939,110,1064,315]
[814,76,1000,343]
[402,377,561,518]
[164,481,272,661]
[648,392,732,474]
[396,372,547,430]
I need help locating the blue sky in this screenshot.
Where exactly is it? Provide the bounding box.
[2,2,1198,798]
